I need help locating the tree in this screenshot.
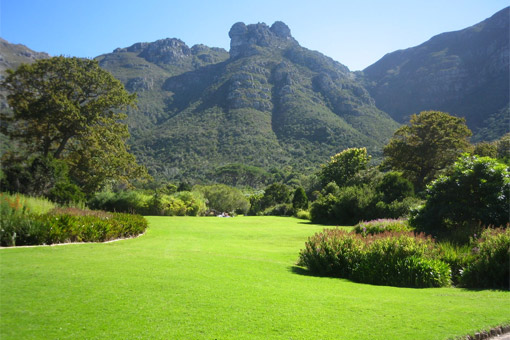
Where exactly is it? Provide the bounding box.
[473,142,497,158]
[261,183,291,209]
[292,187,308,210]
[1,56,149,193]
[196,184,250,214]
[410,155,510,243]
[318,148,370,187]
[376,172,414,203]
[383,111,472,190]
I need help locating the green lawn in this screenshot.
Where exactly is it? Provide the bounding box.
[1,216,508,339]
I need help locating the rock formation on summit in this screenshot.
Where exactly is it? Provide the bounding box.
[229,21,297,58]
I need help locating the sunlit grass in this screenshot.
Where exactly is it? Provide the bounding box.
[1,216,508,339]
[0,192,57,215]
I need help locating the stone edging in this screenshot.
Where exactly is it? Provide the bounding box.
[456,325,510,340]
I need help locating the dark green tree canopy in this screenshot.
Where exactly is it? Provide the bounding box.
[1,56,148,193]
[292,187,308,210]
[383,111,472,190]
[318,148,370,187]
[411,155,510,243]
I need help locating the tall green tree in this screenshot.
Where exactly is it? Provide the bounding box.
[292,187,308,210]
[318,148,370,187]
[383,111,472,190]
[1,56,149,193]
[410,155,510,243]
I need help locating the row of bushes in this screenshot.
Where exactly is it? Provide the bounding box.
[88,190,207,216]
[0,195,148,247]
[88,184,308,218]
[310,173,421,225]
[298,222,509,289]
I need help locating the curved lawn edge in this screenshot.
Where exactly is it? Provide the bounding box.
[456,324,510,340]
[0,232,146,249]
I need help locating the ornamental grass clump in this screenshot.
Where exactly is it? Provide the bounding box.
[460,227,510,290]
[0,196,148,247]
[353,218,412,236]
[298,229,451,288]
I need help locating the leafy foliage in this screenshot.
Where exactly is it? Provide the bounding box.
[298,229,451,288]
[376,171,414,203]
[318,148,370,187]
[460,227,510,290]
[310,184,419,225]
[411,155,510,243]
[0,197,148,246]
[1,56,149,193]
[195,184,250,214]
[353,219,412,236]
[212,163,273,188]
[383,111,472,190]
[0,155,85,204]
[88,190,206,216]
[292,187,308,210]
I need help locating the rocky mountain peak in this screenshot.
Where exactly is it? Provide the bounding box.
[135,38,192,64]
[228,21,296,59]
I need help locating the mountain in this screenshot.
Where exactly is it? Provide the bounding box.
[0,38,50,108]
[362,7,509,142]
[97,22,399,182]
[1,9,507,183]
[0,38,50,154]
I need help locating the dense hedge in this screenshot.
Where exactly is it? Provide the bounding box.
[88,190,206,216]
[298,229,450,288]
[0,203,148,247]
[298,225,510,290]
[310,184,419,225]
[411,155,510,243]
[461,227,510,290]
[353,219,412,236]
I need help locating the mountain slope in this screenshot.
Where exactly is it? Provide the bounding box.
[0,38,50,153]
[362,7,509,141]
[98,22,399,181]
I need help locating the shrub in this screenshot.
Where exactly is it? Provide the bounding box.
[319,148,370,187]
[261,183,291,208]
[0,193,56,215]
[195,184,249,214]
[47,181,85,205]
[353,219,412,236]
[295,209,311,220]
[376,172,414,203]
[88,190,148,214]
[0,202,148,247]
[411,155,510,243]
[262,203,295,216]
[460,227,510,290]
[435,242,473,287]
[309,193,339,224]
[173,191,207,216]
[298,229,451,288]
[298,229,363,278]
[292,187,308,210]
[350,232,450,288]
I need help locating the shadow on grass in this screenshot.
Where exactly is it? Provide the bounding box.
[288,265,331,278]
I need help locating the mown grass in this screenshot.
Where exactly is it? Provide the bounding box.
[1,216,508,339]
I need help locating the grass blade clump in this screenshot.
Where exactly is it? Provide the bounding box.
[353,218,412,235]
[298,229,451,288]
[460,227,510,290]
[0,193,148,246]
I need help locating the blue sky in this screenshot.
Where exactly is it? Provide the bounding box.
[1,0,508,71]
